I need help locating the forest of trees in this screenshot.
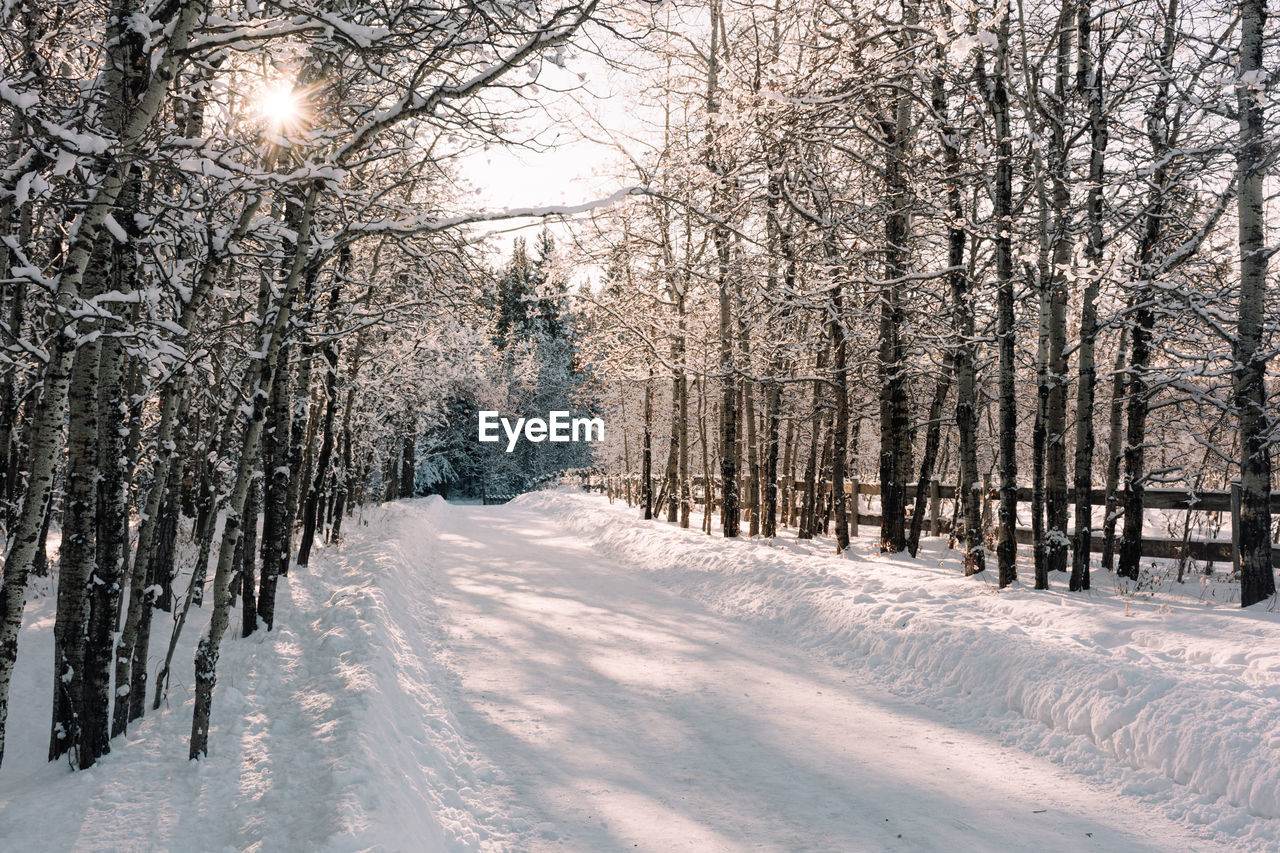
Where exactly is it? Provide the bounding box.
[576,0,1278,605]
[0,0,1275,779]
[0,0,611,771]
[417,231,599,499]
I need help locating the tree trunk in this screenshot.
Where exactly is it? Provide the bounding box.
[642,368,653,520]
[706,0,738,538]
[239,480,260,637]
[936,46,982,575]
[1070,21,1108,592]
[257,345,293,630]
[1118,0,1176,582]
[828,255,851,553]
[298,278,345,567]
[48,323,103,764]
[1044,0,1075,577]
[664,360,680,523]
[799,346,828,540]
[878,117,911,554]
[190,184,319,760]
[0,0,204,769]
[988,5,1018,587]
[763,380,782,538]
[1099,323,1130,572]
[399,430,415,498]
[1031,231,1051,589]
[1234,0,1275,608]
[908,364,953,557]
[676,306,691,529]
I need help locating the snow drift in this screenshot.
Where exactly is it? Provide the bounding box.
[517,489,1280,849]
[4,490,1277,850]
[0,498,512,852]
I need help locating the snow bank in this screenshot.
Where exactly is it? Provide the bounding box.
[517,489,1280,849]
[0,497,512,852]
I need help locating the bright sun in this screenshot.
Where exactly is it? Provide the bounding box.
[255,82,304,131]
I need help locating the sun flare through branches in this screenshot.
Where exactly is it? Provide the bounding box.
[252,81,306,135]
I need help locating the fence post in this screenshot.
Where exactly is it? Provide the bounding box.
[1231,480,1242,578]
[929,479,941,536]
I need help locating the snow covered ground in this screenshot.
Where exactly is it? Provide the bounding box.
[2,490,1278,851]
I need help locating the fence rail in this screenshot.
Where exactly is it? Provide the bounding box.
[573,471,1280,567]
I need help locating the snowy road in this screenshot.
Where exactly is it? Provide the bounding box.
[425,500,1220,852]
[2,494,1262,851]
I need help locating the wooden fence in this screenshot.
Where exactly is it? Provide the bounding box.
[574,471,1280,568]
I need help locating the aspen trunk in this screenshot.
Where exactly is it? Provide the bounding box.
[937,40,983,575]
[257,345,293,630]
[1118,304,1153,581]
[828,257,850,553]
[0,0,206,768]
[1234,0,1275,607]
[1099,323,1130,572]
[642,369,653,520]
[1044,0,1075,578]
[763,381,782,538]
[399,431,416,497]
[664,359,680,523]
[1070,19,1107,592]
[1118,0,1176,582]
[877,34,916,552]
[298,277,345,568]
[190,184,319,759]
[283,332,318,566]
[989,4,1018,587]
[743,372,759,538]
[48,325,103,764]
[908,365,953,557]
[781,416,795,529]
[1031,207,1051,588]
[799,345,828,540]
[93,232,136,752]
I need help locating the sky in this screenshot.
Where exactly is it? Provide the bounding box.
[457,44,657,264]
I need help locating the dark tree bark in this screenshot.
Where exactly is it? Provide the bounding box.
[908,364,953,557]
[1070,14,1108,592]
[663,362,680,523]
[1234,0,1275,608]
[257,345,293,630]
[1118,0,1177,582]
[1099,323,1130,572]
[762,380,782,538]
[935,36,982,574]
[1043,0,1075,578]
[1032,254,1050,588]
[48,306,103,764]
[983,5,1018,587]
[877,118,911,554]
[642,369,653,520]
[799,345,829,540]
[827,249,851,553]
[399,430,416,498]
[298,278,345,567]
[240,480,260,637]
